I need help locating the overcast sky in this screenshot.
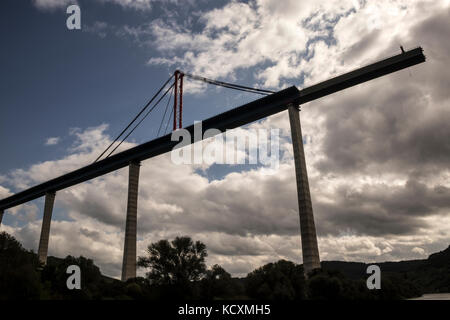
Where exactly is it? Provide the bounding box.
[1,0,449,278]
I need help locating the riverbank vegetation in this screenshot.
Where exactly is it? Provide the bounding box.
[1,232,448,300]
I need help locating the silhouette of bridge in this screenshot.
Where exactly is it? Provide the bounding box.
[0,47,426,280]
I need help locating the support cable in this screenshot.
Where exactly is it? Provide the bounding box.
[164,104,174,136]
[183,72,275,95]
[157,86,174,137]
[94,74,175,163]
[105,82,175,158]
[95,71,272,163]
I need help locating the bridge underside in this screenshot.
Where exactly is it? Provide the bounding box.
[0,47,425,211]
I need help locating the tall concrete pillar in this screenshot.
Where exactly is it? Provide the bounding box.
[37,191,56,265]
[288,104,321,276]
[0,209,4,227]
[121,161,140,281]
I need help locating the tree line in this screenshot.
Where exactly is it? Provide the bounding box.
[1,231,448,300]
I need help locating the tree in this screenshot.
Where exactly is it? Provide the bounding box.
[0,232,43,299]
[200,264,244,299]
[307,269,344,300]
[138,236,207,286]
[246,260,306,300]
[42,255,103,299]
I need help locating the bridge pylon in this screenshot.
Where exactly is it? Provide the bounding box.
[121,161,141,281]
[37,191,56,265]
[288,104,321,277]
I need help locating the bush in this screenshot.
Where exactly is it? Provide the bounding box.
[246,260,306,300]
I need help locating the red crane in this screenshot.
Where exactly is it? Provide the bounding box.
[173,70,184,130]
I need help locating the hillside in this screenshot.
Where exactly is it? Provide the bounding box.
[322,245,450,293]
[1,231,449,299]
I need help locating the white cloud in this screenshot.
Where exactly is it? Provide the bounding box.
[69,123,110,153]
[32,0,77,11]
[84,21,109,38]
[100,0,153,11]
[412,247,425,255]
[141,0,449,90]
[45,137,60,146]
[143,0,359,87]
[0,185,12,199]
[32,0,188,12]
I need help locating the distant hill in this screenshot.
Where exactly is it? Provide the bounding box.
[321,245,450,293]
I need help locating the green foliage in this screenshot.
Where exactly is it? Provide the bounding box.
[200,264,245,299]
[0,232,43,299]
[0,231,448,300]
[307,269,344,300]
[137,236,207,286]
[246,260,306,300]
[307,268,424,300]
[41,255,103,299]
[411,246,450,293]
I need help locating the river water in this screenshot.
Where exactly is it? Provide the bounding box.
[409,293,450,300]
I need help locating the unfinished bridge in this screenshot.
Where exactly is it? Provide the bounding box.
[0,47,426,280]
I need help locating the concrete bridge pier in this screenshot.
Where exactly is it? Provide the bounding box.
[37,191,56,265]
[0,209,4,227]
[121,161,141,281]
[288,104,321,277]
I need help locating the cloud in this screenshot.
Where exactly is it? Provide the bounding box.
[0,185,12,199]
[69,124,110,153]
[314,180,450,237]
[140,0,360,86]
[45,137,60,146]
[32,0,193,12]
[99,0,154,11]
[83,21,109,38]
[32,0,77,11]
[412,247,425,255]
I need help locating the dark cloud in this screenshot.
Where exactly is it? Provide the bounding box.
[412,7,450,102]
[341,29,381,63]
[79,227,102,241]
[197,234,271,256]
[306,7,450,239]
[315,9,450,180]
[314,179,450,236]
[315,78,450,176]
[64,189,126,227]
